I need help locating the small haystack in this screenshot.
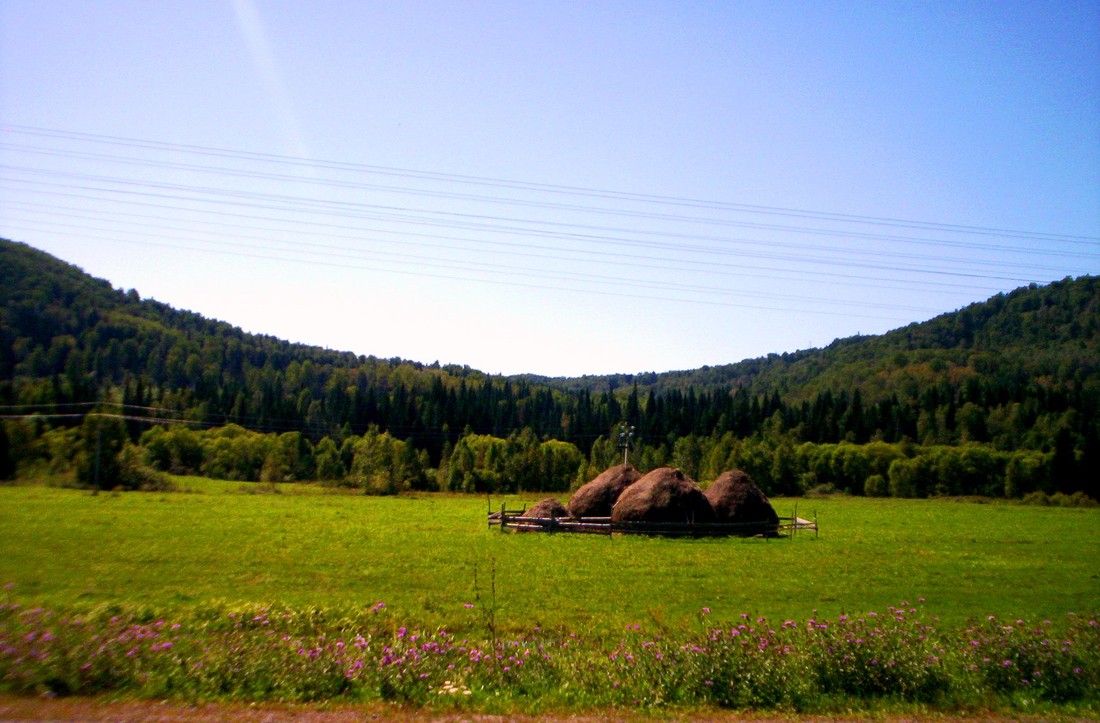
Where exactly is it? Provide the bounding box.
[705,469,780,532]
[568,464,642,517]
[610,467,716,524]
[521,498,571,519]
[514,497,571,533]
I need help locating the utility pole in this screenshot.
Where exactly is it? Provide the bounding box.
[94,415,102,494]
[618,423,635,466]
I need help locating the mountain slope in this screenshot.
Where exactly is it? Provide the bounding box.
[1,238,1097,468]
[533,275,1100,403]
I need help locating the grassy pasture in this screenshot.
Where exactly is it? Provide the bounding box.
[0,480,1096,630]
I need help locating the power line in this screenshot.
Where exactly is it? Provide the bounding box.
[5,124,1097,244]
[5,140,1098,259]
[2,123,1096,349]
[1,222,940,322]
[1,170,1078,280]
[2,197,1004,295]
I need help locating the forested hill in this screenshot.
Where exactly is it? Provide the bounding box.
[528,276,1100,401]
[1,238,1098,494]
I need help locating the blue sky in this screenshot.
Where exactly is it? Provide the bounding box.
[2,1,1098,376]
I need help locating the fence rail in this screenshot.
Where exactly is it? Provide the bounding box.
[487,503,818,538]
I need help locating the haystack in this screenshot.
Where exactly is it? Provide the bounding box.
[567,464,641,517]
[610,467,716,524]
[521,498,571,519]
[514,497,571,533]
[705,469,779,531]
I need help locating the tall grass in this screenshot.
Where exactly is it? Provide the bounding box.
[0,597,1096,714]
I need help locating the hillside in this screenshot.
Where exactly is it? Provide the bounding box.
[531,275,1100,401]
[1,238,1098,496]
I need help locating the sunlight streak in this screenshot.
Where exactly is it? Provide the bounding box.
[228,0,311,162]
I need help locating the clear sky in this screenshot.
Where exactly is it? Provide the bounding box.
[2,1,1098,377]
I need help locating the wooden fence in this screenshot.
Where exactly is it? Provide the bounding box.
[487,502,818,539]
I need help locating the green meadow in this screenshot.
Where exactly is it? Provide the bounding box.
[2,480,1099,713]
[1,480,1096,630]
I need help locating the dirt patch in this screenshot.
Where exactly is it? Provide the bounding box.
[0,694,1048,722]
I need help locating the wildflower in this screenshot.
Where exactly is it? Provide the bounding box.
[463,602,474,609]
[701,607,710,615]
[371,602,386,612]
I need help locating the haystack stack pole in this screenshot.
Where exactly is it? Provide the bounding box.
[618,424,635,466]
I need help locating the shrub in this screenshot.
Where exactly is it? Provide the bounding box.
[864,474,888,497]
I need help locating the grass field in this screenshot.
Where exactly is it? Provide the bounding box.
[2,480,1099,714]
[1,480,1097,632]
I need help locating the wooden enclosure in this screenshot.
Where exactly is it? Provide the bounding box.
[487,501,818,538]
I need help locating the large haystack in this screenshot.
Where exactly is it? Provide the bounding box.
[567,464,641,517]
[610,467,716,524]
[705,469,779,531]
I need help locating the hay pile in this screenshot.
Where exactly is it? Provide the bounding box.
[514,497,571,533]
[567,464,641,517]
[610,467,716,524]
[704,469,779,531]
[520,498,571,519]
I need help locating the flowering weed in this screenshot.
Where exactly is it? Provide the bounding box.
[0,599,1096,714]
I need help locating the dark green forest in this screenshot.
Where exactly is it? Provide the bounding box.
[1,238,1097,499]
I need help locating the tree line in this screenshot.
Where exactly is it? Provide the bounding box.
[1,239,1098,499]
[3,409,1096,503]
